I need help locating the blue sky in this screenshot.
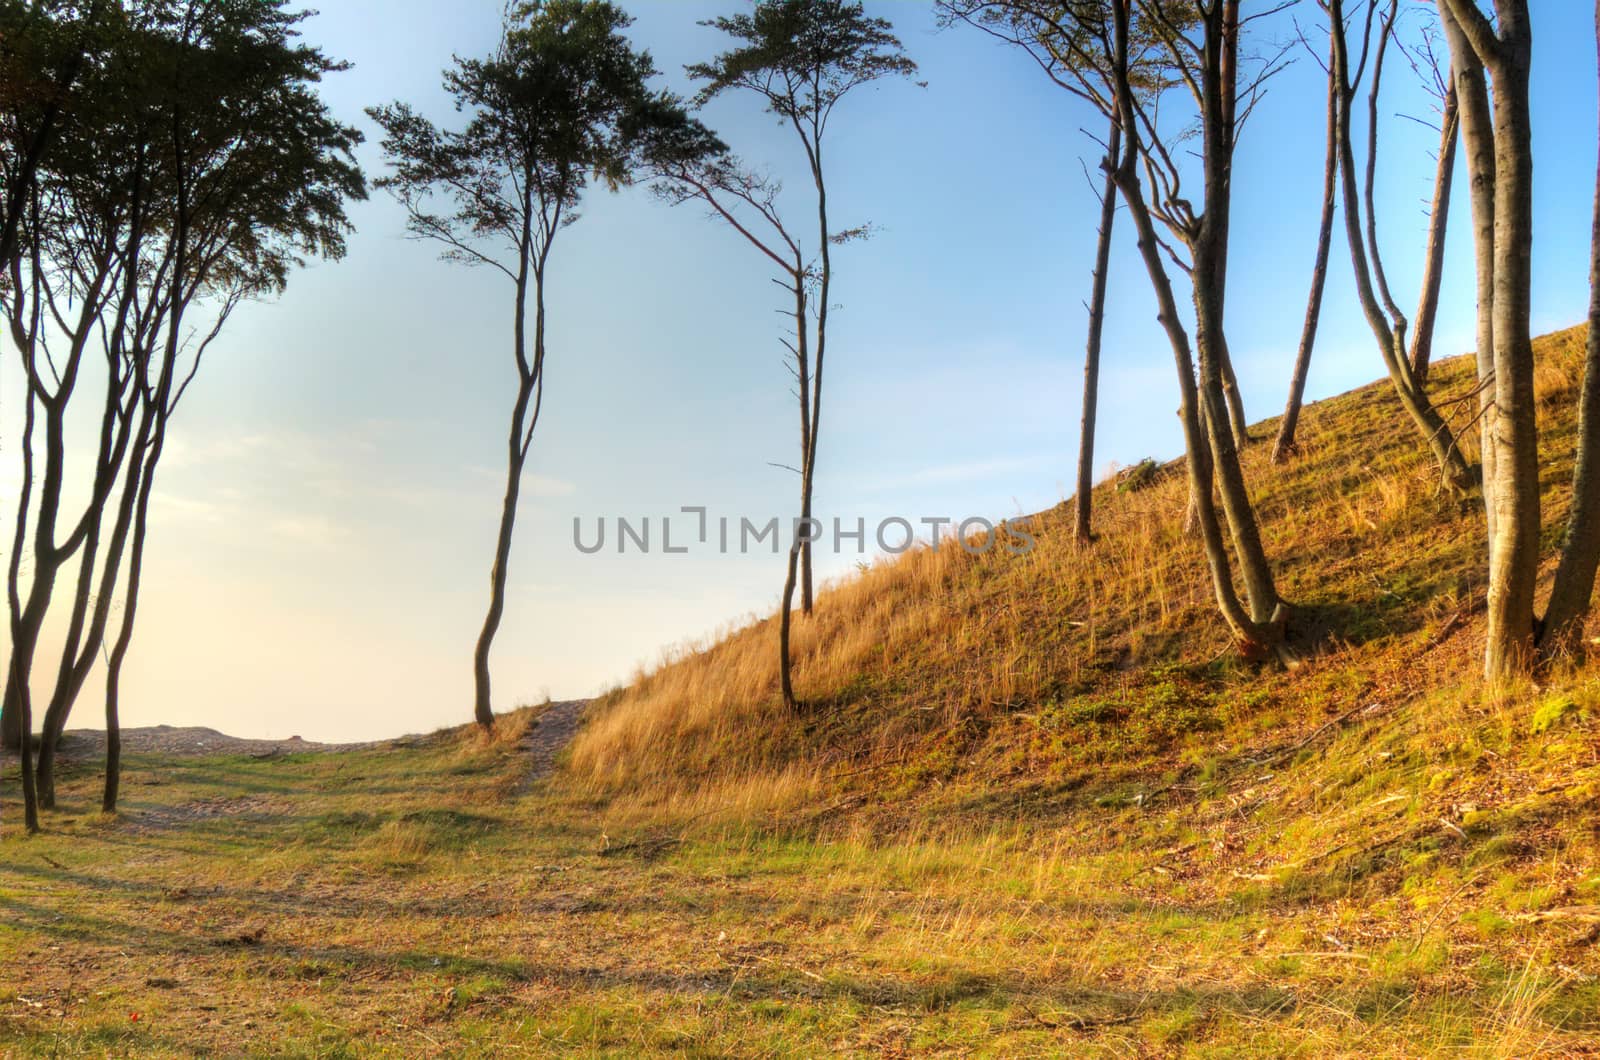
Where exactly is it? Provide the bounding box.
[10,1,1598,741]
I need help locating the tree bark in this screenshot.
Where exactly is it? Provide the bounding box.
[799,134,830,619]
[1075,113,1121,542]
[778,536,801,713]
[1195,0,1280,628]
[1273,63,1339,465]
[1539,0,1600,656]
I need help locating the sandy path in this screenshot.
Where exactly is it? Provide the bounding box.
[521,699,587,783]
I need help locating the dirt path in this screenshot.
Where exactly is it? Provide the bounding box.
[520,699,587,783]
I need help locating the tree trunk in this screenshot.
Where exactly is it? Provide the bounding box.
[1076,114,1121,542]
[1539,0,1600,656]
[1481,9,1538,680]
[473,256,541,731]
[796,280,814,613]
[1274,63,1339,465]
[1330,0,1475,495]
[1104,0,1281,654]
[1436,0,1537,679]
[2,402,69,754]
[1439,1,1499,563]
[1218,340,1251,449]
[103,427,163,815]
[1195,269,1279,625]
[1410,85,1460,386]
[7,391,41,831]
[778,538,801,713]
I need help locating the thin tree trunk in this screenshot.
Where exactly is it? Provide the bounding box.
[1214,0,1251,453]
[1197,0,1280,629]
[778,538,801,712]
[1119,175,1263,649]
[8,389,40,831]
[1106,0,1274,653]
[1196,277,1279,625]
[1076,114,1121,542]
[1439,1,1498,564]
[1218,341,1251,449]
[1436,0,1537,679]
[1274,63,1339,465]
[799,138,830,618]
[103,426,163,815]
[1330,0,1474,495]
[472,414,529,730]
[1410,85,1460,386]
[473,253,540,731]
[1538,0,1600,656]
[795,277,814,612]
[2,404,69,754]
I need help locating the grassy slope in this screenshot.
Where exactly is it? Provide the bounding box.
[0,330,1597,1056]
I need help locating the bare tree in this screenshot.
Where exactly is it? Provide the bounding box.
[1019,0,1287,655]
[936,0,1122,542]
[1272,58,1337,464]
[687,0,918,711]
[371,0,712,729]
[1328,0,1473,493]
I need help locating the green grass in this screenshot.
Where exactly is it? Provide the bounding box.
[2,696,1597,1056]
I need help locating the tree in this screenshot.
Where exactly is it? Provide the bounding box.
[1101,0,1291,656]
[1409,29,1458,387]
[1541,1,1600,659]
[1272,57,1337,464]
[686,0,918,712]
[1432,0,1538,677]
[1328,0,1473,493]
[935,1,1120,541]
[1435,0,1600,674]
[1,0,365,821]
[370,0,712,729]
[648,153,819,710]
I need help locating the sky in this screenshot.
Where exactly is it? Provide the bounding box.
[5,0,1599,742]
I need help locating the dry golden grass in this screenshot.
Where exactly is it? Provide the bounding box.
[569,326,1593,824]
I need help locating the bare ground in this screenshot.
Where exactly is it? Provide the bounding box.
[518,699,588,783]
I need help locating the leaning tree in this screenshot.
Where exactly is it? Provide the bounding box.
[369,0,715,729]
[1326,0,1473,491]
[1068,0,1293,658]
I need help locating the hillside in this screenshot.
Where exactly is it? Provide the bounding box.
[572,327,1595,819]
[2,329,1598,1056]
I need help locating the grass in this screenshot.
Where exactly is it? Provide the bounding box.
[3,331,1600,1054]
